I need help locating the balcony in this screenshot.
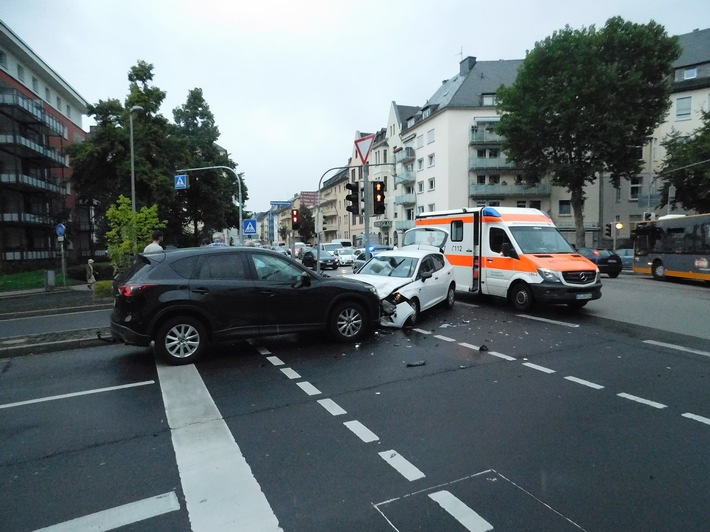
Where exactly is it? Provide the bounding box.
[0,88,66,136]
[2,211,53,225]
[394,193,416,206]
[469,154,519,171]
[469,183,551,198]
[394,147,416,164]
[394,220,415,231]
[395,171,415,185]
[470,127,504,144]
[0,134,67,166]
[1,172,66,194]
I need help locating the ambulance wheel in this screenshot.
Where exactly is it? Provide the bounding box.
[510,282,534,312]
[405,298,420,327]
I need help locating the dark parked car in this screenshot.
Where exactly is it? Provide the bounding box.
[577,248,623,278]
[110,247,380,364]
[301,248,339,270]
[616,248,633,269]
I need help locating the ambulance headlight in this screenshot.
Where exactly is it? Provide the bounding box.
[537,267,562,283]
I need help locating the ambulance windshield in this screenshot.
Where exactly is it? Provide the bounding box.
[509,226,575,254]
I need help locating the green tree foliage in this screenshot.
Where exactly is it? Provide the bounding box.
[105,195,166,273]
[67,61,244,249]
[170,88,246,246]
[297,204,315,243]
[496,17,680,245]
[658,110,710,213]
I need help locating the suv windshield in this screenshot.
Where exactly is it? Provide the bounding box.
[509,226,575,254]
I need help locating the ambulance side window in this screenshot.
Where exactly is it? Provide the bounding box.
[451,220,464,242]
[489,227,511,254]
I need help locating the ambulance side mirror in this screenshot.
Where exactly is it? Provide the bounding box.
[501,243,518,259]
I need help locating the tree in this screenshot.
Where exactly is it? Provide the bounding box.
[105,195,166,273]
[170,88,246,246]
[658,110,710,213]
[296,204,315,243]
[496,17,680,246]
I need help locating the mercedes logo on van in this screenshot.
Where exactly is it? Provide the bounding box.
[579,272,588,282]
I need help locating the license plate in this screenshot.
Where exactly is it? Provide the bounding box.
[576,293,593,300]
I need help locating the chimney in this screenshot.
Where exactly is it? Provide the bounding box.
[460,56,477,75]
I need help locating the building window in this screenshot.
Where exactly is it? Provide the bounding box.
[32,77,39,93]
[383,150,387,164]
[56,96,62,110]
[529,200,541,210]
[417,158,424,171]
[45,87,50,101]
[559,200,572,216]
[416,135,424,148]
[0,50,7,68]
[488,175,500,185]
[477,149,486,158]
[684,67,697,80]
[477,175,486,184]
[676,96,691,120]
[482,94,496,106]
[517,201,527,208]
[476,200,486,207]
[428,204,435,212]
[488,148,499,158]
[417,181,424,193]
[66,105,72,119]
[422,108,431,119]
[427,154,435,167]
[629,177,642,200]
[427,129,435,144]
[488,201,501,207]
[428,177,435,191]
[17,64,25,81]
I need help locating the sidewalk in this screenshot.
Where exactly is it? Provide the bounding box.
[0,285,115,358]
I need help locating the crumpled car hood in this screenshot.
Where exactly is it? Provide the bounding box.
[344,273,412,298]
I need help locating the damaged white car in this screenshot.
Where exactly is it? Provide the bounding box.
[345,248,455,327]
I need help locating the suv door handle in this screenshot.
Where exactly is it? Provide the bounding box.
[191,287,209,294]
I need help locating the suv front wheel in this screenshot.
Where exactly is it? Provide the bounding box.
[329,301,368,342]
[155,316,207,365]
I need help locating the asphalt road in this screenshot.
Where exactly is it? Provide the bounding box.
[1,276,709,531]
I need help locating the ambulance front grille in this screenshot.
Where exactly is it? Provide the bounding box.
[563,270,597,284]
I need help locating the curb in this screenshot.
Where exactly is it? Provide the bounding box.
[0,329,114,358]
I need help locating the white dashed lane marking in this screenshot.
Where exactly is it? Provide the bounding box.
[344,420,379,443]
[378,450,426,481]
[429,490,494,532]
[317,398,347,416]
[617,392,667,409]
[564,376,605,390]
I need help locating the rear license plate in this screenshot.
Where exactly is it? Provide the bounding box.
[576,293,593,300]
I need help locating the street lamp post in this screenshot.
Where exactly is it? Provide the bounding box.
[129,105,144,211]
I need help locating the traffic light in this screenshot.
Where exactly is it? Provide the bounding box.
[372,181,386,215]
[605,223,612,238]
[345,182,360,215]
[615,221,624,231]
[291,208,300,230]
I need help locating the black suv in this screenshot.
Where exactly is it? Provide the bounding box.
[110,247,381,365]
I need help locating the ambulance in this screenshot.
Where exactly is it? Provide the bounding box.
[403,207,602,311]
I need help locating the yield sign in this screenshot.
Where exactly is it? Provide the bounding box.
[355,134,376,164]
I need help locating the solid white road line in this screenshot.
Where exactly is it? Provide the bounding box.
[156,363,281,531]
[564,376,605,390]
[36,492,180,532]
[428,490,493,532]
[280,367,301,380]
[617,392,667,409]
[317,398,347,416]
[266,356,284,366]
[296,381,321,396]
[522,362,556,374]
[378,450,426,481]
[517,314,580,328]
[0,380,154,410]
[643,340,710,358]
[681,413,710,426]
[344,420,379,443]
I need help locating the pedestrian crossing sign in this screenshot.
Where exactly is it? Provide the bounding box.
[243,219,257,235]
[175,174,188,190]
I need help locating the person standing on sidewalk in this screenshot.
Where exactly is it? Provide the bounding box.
[143,230,164,253]
[86,259,97,290]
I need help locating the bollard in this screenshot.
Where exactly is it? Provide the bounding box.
[44,270,56,291]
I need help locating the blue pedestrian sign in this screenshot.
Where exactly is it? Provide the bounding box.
[174,174,188,190]
[56,223,65,236]
[243,219,257,235]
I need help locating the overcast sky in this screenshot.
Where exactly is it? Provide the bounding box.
[3,0,709,213]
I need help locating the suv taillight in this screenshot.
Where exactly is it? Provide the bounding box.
[118,284,156,297]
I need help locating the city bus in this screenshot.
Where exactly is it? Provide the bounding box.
[632,213,710,281]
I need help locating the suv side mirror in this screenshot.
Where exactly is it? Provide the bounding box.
[294,271,311,288]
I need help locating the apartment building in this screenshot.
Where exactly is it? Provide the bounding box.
[0,21,88,272]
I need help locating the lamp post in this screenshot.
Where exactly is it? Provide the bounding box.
[129,105,144,211]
